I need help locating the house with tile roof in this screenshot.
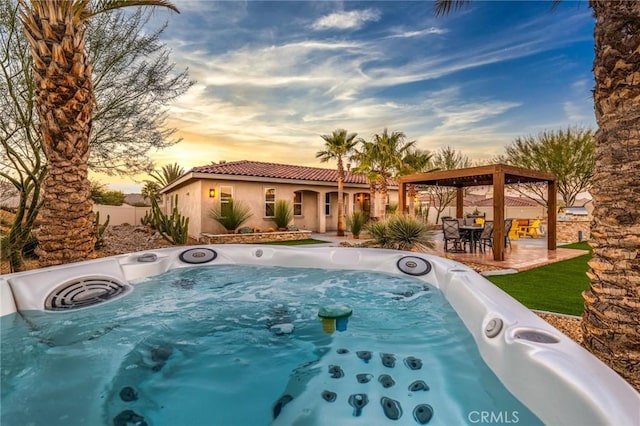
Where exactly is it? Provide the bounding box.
[160,160,398,238]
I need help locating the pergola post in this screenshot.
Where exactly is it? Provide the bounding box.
[493,169,505,261]
[547,180,557,250]
[398,182,407,215]
[456,187,464,218]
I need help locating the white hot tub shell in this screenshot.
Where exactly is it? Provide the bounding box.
[1,245,638,425]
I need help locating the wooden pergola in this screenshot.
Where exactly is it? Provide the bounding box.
[398,164,557,261]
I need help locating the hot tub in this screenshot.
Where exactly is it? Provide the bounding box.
[1,245,638,425]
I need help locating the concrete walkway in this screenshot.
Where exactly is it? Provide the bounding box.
[309,232,365,247]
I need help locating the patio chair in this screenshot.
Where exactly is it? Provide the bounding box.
[519,219,542,238]
[443,219,469,253]
[504,219,513,248]
[463,217,476,226]
[476,220,494,252]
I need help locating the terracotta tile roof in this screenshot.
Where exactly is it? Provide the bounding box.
[190,160,394,186]
[474,196,541,208]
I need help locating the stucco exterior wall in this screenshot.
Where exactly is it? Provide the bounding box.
[165,177,397,239]
[199,180,325,234]
[295,190,319,231]
[164,180,204,236]
[93,204,151,226]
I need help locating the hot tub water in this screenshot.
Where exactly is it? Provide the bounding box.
[1,264,541,425]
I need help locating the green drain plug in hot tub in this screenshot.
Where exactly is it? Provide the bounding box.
[318,304,352,334]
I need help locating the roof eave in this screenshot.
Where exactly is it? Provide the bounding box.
[160,172,394,192]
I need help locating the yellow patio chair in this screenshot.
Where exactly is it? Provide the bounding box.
[517,219,541,238]
[526,219,541,238]
[508,219,520,240]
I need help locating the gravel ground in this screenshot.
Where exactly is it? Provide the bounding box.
[97,224,174,256]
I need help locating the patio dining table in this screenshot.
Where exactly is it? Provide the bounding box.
[460,225,484,253]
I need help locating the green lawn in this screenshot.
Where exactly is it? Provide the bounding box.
[485,242,592,316]
[262,239,330,246]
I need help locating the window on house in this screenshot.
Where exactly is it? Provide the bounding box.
[325,193,331,216]
[220,186,233,217]
[294,191,302,216]
[265,188,275,217]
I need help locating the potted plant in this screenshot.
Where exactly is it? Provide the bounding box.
[273,200,293,230]
[209,200,253,233]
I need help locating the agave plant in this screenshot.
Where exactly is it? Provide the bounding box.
[346,211,366,239]
[273,200,293,229]
[366,221,391,248]
[386,215,435,251]
[209,200,253,232]
[366,215,435,251]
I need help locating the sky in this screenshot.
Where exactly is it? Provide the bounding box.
[100,0,596,193]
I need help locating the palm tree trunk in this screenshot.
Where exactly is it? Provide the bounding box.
[379,177,388,219]
[583,0,640,391]
[21,2,97,266]
[369,183,376,220]
[407,184,417,216]
[336,156,345,236]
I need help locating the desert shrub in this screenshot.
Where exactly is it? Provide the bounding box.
[347,211,366,238]
[273,200,293,229]
[0,235,9,260]
[94,212,110,249]
[366,215,435,251]
[0,216,12,228]
[209,200,253,232]
[91,181,125,206]
[386,203,398,214]
[141,195,189,244]
[22,233,38,258]
[366,221,391,247]
[386,215,435,251]
[0,233,38,260]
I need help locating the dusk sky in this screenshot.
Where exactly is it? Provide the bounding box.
[100,0,596,193]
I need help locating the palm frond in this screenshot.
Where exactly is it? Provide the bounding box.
[434,0,471,17]
[82,0,179,19]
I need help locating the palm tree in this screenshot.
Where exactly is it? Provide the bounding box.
[435,0,640,391]
[19,0,178,266]
[400,148,434,216]
[352,140,382,220]
[316,129,358,236]
[370,128,415,219]
[149,162,185,187]
[143,162,185,200]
